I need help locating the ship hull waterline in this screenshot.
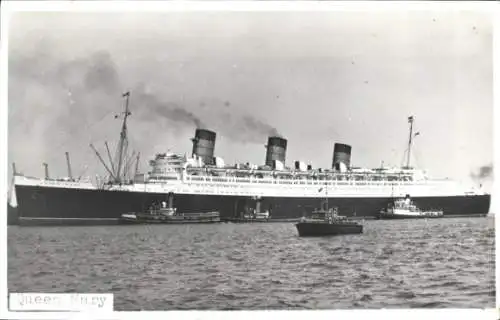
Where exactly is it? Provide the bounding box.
[119,214,221,225]
[222,218,301,223]
[13,185,491,226]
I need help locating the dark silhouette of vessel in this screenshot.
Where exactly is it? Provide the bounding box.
[295,206,363,237]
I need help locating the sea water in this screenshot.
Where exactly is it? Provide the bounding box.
[8,216,494,310]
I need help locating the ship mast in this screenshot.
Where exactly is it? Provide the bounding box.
[114,91,132,183]
[406,116,414,169]
[90,91,135,184]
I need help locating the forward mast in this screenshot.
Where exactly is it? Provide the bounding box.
[90,91,140,185]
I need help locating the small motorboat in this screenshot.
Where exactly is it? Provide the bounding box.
[295,207,363,237]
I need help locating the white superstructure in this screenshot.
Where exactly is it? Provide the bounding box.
[14,152,484,199]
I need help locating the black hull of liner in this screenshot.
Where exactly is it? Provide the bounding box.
[14,185,491,225]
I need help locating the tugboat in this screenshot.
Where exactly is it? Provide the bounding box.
[244,209,270,220]
[295,205,363,237]
[120,200,220,224]
[222,197,301,223]
[377,195,444,220]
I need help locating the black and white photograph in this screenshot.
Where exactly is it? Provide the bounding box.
[3,1,496,316]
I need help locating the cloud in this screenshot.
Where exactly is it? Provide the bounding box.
[7,11,493,181]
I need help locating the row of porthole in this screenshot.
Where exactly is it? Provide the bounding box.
[183,179,425,188]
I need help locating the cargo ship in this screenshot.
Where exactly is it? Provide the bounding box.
[11,93,491,225]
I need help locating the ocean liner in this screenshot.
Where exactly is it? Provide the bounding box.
[11,93,491,225]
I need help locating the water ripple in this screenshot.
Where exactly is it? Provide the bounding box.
[8,217,494,310]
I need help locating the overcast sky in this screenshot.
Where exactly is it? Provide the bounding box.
[7,9,493,185]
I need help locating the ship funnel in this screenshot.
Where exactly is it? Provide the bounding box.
[332,143,352,171]
[265,136,287,168]
[191,129,216,165]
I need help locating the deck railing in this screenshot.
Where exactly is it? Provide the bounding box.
[146,173,454,187]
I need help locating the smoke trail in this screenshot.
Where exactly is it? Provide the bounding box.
[470,164,493,180]
[183,98,284,144]
[9,46,282,172]
[132,88,205,129]
[9,49,124,157]
[242,115,281,138]
[478,164,493,178]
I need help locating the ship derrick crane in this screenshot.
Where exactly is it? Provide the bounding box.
[90,91,140,184]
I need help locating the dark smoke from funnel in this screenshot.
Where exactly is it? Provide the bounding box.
[190,99,282,144]
[132,88,206,129]
[10,45,206,134]
[470,164,493,181]
[242,115,281,139]
[10,46,280,155]
[156,104,205,129]
[133,92,282,141]
[9,46,210,180]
